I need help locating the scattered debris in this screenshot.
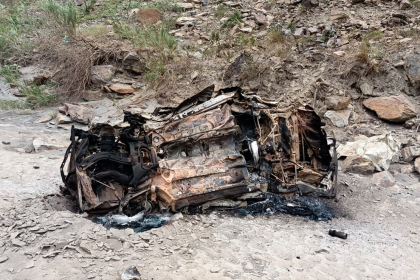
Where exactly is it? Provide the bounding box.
[121,266,141,280]
[328,229,347,239]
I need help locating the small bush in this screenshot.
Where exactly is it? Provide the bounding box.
[221,11,242,29]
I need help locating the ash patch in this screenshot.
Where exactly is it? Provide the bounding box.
[233,193,334,221]
[93,213,171,233]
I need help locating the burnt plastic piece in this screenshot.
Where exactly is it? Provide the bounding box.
[328,229,348,239]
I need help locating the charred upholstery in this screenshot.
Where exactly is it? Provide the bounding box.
[61,86,337,213]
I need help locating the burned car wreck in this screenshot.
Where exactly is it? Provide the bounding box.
[61,85,337,216]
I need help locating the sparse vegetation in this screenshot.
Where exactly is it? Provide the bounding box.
[221,11,242,29]
[0,100,26,110]
[38,0,77,34]
[213,4,228,19]
[0,1,40,60]
[268,29,286,44]
[0,65,20,86]
[0,65,57,109]
[114,22,177,83]
[23,84,57,108]
[286,22,296,33]
[235,34,256,48]
[320,29,335,42]
[144,0,181,12]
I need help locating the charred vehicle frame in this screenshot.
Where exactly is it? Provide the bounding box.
[61,86,338,215]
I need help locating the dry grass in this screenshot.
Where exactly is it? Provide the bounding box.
[36,37,121,99]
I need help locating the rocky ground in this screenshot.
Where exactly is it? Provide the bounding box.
[0,110,420,280]
[1,0,420,279]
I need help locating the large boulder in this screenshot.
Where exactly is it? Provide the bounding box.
[404,52,420,89]
[91,65,116,85]
[137,9,161,24]
[337,133,400,171]
[363,95,417,122]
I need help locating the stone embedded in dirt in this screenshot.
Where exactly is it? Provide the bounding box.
[363,95,417,122]
[400,0,411,10]
[414,157,420,173]
[82,90,103,101]
[91,65,116,86]
[36,114,52,123]
[359,82,375,96]
[176,2,194,9]
[110,83,135,94]
[401,145,420,161]
[137,8,161,24]
[25,259,35,269]
[64,103,93,124]
[176,17,197,26]
[254,13,267,25]
[404,52,420,89]
[399,164,413,174]
[308,27,318,34]
[33,138,68,152]
[325,96,350,110]
[293,28,304,38]
[239,27,252,33]
[342,156,375,174]
[330,8,348,22]
[371,171,396,188]
[324,110,351,127]
[56,113,73,124]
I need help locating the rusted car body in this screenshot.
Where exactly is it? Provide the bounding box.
[61,86,337,214]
